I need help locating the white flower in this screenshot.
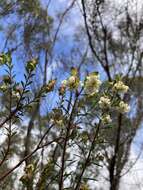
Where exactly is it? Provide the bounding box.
[67,76,79,89]
[102,114,112,124]
[56,119,63,126]
[113,81,129,93]
[68,76,76,85]
[0,84,7,92]
[85,73,101,95]
[99,96,111,109]
[117,101,130,113]
[13,91,20,98]
[51,119,64,127]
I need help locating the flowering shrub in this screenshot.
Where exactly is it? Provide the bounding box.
[0,52,130,189]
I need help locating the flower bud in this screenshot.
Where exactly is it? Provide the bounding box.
[3,75,11,84]
[67,76,79,90]
[101,114,112,124]
[45,79,56,93]
[59,85,66,96]
[26,59,37,72]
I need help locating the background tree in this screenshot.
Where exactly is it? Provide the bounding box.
[80,0,143,189]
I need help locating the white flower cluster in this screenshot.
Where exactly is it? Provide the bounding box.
[102,114,112,124]
[99,96,111,109]
[99,80,130,124]
[61,76,79,90]
[117,101,130,113]
[113,81,129,93]
[61,72,101,95]
[60,72,130,124]
[84,73,101,96]
[68,76,77,87]
[51,118,64,128]
[13,91,20,99]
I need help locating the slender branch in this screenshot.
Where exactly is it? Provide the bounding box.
[109,114,122,190]
[81,0,102,64]
[74,121,101,190]
[81,0,112,81]
[0,63,13,167]
[49,0,77,66]
[96,7,111,81]
[0,124,55,182]
[59,91,79,190]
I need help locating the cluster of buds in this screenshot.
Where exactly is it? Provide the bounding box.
[59,67,79,95]
[44,79,56,93]
[12,86,22,99]
[0,52,11,65]
[99,80,130,124]
[0,75,12,92]
[50,108,64,128]
[67,67,79,90]
[26,58,37,72]
[51,118,64,127]
[59,80,67,95]
[101,114,112,124]
[3,75,11,84]
[59,71,101,96]
[20,164,35,186]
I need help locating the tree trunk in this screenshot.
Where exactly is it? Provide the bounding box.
[110,177,120,190]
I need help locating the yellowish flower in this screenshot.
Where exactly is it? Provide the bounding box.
[99,96,111,109]
[13,91,20,99]
[51,118,64,127]
[85,73,101,95]
[0,84,7,92]
[113,81,129,93]
[102,114,112,124]
[26,59,37,72]
[117,101,130,113]
[56,119,63,126]
[68,76,76,85]
[67,76,79,89]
